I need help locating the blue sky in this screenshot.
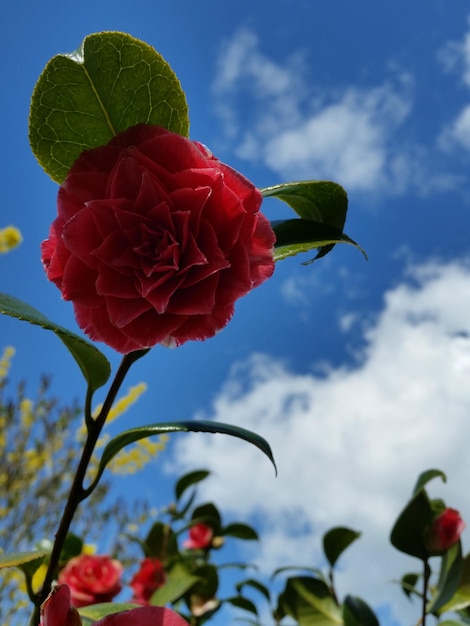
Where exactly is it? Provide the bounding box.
[3,1,470,624]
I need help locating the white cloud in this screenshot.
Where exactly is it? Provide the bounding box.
[167,259,470,624]
[213,29,418,194]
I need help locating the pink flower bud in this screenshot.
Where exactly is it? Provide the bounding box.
[426,508,466,553]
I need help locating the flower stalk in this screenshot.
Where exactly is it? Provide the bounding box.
[29,352,140,626]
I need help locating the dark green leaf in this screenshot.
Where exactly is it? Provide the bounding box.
[89,420,277,492]
[235,579,271,603]
[272,219,366,263]
[390,489,435,559]
[29,31,189,183]
[429,542,464,613]
[400,573,421,600]
[261,181,348,229]
[0,293,110,392]
[175,469,210,501]
[412,469,447,497]
[222,523,259,541]
[342,596,379,626]
[272,566,326,583]
[226,596,259,615]
[190,564,219,598]
[144,521,178,560]
[323,527,361,568]
[191,503,222,534]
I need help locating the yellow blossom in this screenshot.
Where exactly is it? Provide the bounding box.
[0,346,15,380]
[0,226,22,253]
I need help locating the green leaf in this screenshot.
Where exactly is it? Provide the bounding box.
[323,527,361,569]
[29,31,189,183]
[263,180,362,262]
[226,596,259,615]
[0,550,47,569]
[277,576,342,626]
[342,596,379,626]
[439,553,470,613]
[400,573,421,600]
[175,469,210,501]
[144,521,178,560]
[0,293,110,392]
[150,569,201,606]
[79,603,139,621]
[236,579,271,603]
[261,181,348,229]
[191,503,222,534]
[90,420,277,492]
[272,566,327,583]
[272,219,366,263]
[412,469,447,497]
[428,542,464,613]
[222,523,259,541]
[390,489,435,559]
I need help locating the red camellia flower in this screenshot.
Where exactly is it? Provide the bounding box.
[40,584,189,626]
[425,508,466,553]
[183,523,214,550]
[41,124,275,353]
[130,557,166,604]
[58,554,123,608]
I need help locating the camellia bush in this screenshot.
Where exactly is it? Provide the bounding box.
[0,30,364,626]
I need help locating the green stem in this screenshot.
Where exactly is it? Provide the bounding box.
[28,352,140,626]
[421,559,431,626]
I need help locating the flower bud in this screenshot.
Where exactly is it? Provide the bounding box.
[425,508,465,553]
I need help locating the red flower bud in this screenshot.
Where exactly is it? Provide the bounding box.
[425,508,465,553]
[130,557,166,604]
[183,523,214,550]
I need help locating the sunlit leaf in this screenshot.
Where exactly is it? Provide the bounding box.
[29,31,189,183]
[438,553,470,613]
[79,603,139,621]
[0,551,47,569]
[0,293,110,392]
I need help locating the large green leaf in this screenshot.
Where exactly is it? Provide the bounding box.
[0,293,110,392]
[29,31,189,183]
[323,527,361,569]
[272,219,366,263]
[87,420,277,493]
